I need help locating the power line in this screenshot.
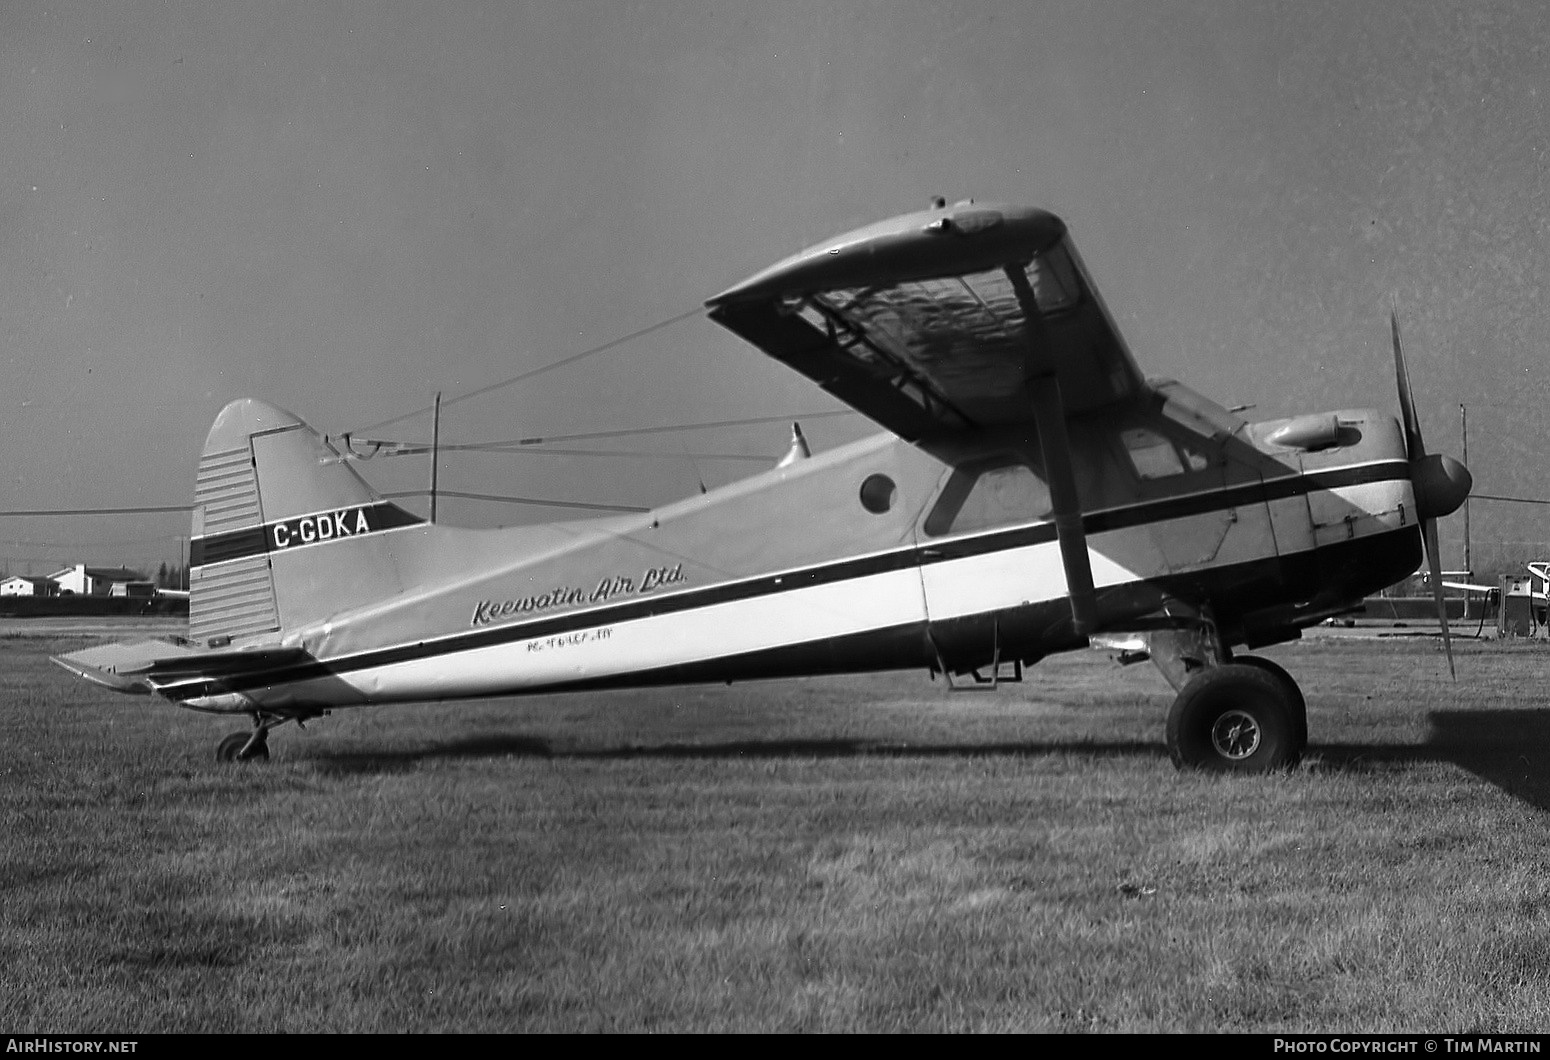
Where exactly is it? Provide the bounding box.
[0,505,192,517]
[1472,493,1550,507]
[452,447,776,463]
[381,489,647,513]
[354,409,858,453]
[350,305,706,436]
[15,485,1544,519]
[1,494,647,517]
[4,328,864,519]
[0,406,855,517]
[1,534,184,548]
[376,445,777,464]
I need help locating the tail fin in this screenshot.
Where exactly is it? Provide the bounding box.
[188,399,423,647]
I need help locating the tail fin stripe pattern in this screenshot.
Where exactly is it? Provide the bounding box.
[190,441,279,644]
[191,556,279,638]
[195,446,263,533]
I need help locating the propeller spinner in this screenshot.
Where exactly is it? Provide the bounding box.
[1390,311,1472,677]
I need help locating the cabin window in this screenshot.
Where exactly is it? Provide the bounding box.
[1121,427,1210,480]
[859,474,897,514]
[924,457,1051,536]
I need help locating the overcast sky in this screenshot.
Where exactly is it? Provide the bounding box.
[4,0,1547,575]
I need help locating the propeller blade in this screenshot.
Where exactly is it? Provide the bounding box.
[1393,308,1456,677]
[1391,309,1426,460]
[1422,517,1456,679]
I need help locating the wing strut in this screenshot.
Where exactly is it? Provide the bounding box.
[1027,375,1098,636]
[1007,265,1098,637]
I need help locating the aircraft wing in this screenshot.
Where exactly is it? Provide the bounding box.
[705,201,1148,442]
[707,201,1149,636]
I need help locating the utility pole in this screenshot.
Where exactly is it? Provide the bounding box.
[1461,403,1470,575]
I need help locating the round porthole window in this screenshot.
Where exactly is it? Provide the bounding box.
[858,473,896,514]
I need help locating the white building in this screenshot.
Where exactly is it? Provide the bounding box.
[48,564,148,596]
[0,575,59,597]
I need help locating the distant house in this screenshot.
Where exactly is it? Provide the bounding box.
[0,575,59,597]
[48,564,148,596]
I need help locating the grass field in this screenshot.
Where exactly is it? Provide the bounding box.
[6,623,1550,1032]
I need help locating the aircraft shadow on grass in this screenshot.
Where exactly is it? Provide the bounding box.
[1424,710,1550,812]
[303,734,1167,776]
[305,711,1550,813]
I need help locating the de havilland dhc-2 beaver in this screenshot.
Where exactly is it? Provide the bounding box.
[53,199,1473,772]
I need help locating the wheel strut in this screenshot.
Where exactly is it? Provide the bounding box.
[214,709,325,763]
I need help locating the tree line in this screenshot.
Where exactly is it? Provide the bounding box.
[154,562,190,591]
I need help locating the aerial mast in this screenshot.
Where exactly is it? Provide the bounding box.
[430,392,441,524]
[1460,402,1470,575]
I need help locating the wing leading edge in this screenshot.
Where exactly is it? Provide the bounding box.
[705,201,1148,442]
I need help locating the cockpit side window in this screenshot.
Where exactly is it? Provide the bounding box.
[1028,244,1082,314]
[924,456,1051,536]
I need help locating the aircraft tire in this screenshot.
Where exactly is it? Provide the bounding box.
[216,731,269,764]
[1166,663,1302,773]
[1232,655,1308,748]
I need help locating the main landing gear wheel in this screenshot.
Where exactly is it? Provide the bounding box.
[1166,663,1304,773]
[216,730,270,763]
[1231,654,1308,747]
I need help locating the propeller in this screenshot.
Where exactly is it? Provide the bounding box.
[1390,310,1473,678]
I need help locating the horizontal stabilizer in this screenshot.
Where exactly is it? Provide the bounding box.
[50,639,201,694]
[51,640,314,696]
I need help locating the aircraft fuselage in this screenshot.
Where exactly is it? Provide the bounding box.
[165,382,1420,714]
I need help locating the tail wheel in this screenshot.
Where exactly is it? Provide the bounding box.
[1167,663,1303,773]
[216,730,269,763]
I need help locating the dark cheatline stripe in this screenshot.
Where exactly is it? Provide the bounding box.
[1085,462,1408,535]
[190,501,423,567]
[191,527,268,567]
[162,462,1415,701]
